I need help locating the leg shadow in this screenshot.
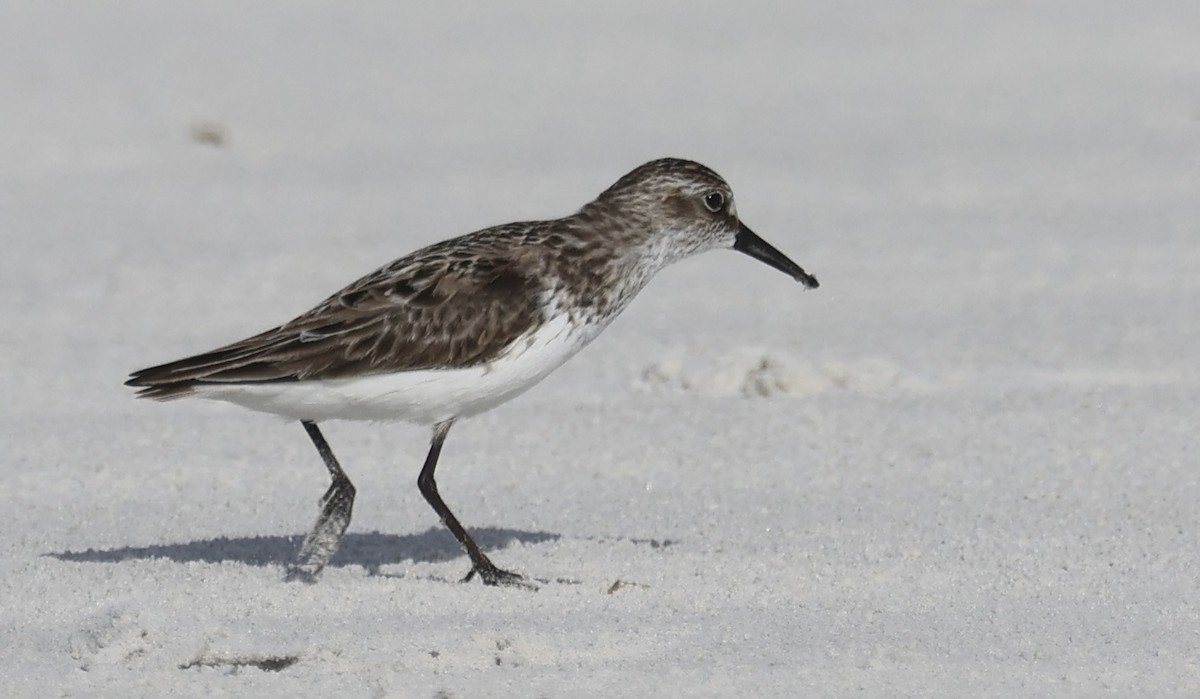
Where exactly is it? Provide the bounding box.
[47,527,560,577]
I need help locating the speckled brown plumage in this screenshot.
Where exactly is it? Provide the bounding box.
[126,157,817,400]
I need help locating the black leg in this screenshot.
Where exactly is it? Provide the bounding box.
[286,420,356,583]
[417,421,530,588]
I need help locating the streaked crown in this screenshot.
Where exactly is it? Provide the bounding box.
[585,158,742,264]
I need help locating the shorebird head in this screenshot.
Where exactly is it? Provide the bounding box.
[594,158,819,288]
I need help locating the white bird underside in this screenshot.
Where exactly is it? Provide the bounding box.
[191,313,592,424]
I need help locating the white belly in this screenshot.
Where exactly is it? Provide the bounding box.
[194,313,595,424]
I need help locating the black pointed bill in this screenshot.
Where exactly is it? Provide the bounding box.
[733,222,819,288]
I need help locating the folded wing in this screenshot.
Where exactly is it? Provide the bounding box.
[126,246,544,400]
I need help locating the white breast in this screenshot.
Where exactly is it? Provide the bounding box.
[194,312,598,424]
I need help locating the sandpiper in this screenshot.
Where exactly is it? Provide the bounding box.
[126,158,819,587]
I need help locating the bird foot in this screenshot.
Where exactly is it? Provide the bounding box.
[461,561,537,590]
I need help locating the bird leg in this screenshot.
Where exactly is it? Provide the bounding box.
[417,421,532,588]
[286,420,356,582]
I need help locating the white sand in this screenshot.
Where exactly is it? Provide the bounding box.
[2,2,1198,696]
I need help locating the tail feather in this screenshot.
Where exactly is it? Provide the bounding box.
[125,330,295,401]
[126,380,201,401]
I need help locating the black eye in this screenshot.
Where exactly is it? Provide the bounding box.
[702,192,725,212]
[703,192,725,213]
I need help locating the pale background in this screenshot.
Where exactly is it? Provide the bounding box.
[2,2,1198,696]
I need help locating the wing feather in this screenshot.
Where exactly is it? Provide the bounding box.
[126,232,546,400]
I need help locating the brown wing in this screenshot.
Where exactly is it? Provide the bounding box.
[126,235,545,400]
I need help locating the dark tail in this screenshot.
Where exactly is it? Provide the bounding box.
[125,328,296,400]
[125,345,252,400]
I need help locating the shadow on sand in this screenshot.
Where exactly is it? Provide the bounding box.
[48,527,560,577]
